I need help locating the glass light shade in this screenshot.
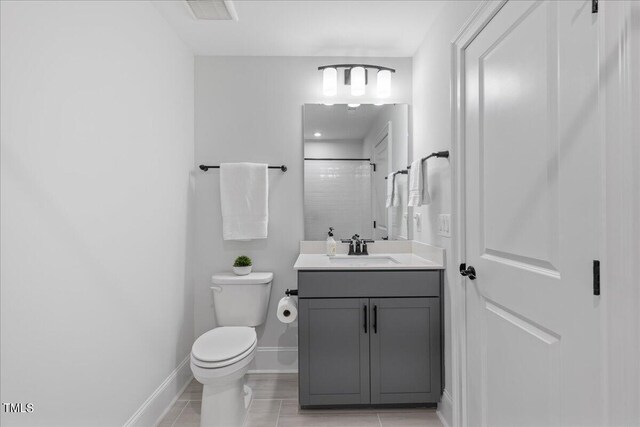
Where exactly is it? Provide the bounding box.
[351,67,366,96]
[322,67,337,97]
[377,69,391,98]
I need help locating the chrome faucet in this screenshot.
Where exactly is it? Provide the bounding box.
[353,234,362,254]
[341,235,359,255]
[341,235,374,255]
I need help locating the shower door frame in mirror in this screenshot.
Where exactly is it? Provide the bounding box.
[302,103,412,242]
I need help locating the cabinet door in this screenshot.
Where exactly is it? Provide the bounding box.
[370,297,441,404]
[299,298,370,406]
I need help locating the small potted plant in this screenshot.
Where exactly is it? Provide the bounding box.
[232,255,252,276]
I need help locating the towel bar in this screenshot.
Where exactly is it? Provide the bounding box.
[385,170,408,180]
[199,164,287,172]
[407,151,449,169]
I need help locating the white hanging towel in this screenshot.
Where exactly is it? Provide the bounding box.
[407,159,431,207]
[220,163,268,240]
[392,172,401,207]
[385,173,395,207]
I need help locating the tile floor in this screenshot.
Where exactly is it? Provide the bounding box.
[158,374,443,427]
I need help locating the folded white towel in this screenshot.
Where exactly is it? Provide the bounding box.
[220,163,268,240]
[420,159,431,205]
[392,173,401,207]
[386,173,395,207]
[407,159,431,207]
[408,160,421,207]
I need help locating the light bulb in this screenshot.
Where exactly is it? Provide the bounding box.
[314,132,322,137]
[350,67,365,96]
[348,103,360,108]
[377,69,391,98]
[322,67,337,97]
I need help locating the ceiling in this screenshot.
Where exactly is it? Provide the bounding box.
[304,104,385,140]
[152,1,446,56]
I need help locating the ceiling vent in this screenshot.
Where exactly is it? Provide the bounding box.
[185,0,238,21]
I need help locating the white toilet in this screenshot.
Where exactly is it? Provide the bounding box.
[190,272,273,427]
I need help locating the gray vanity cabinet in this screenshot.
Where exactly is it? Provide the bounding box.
[297,270,443,408]
[369,298,441,404]
[298,298,370,405]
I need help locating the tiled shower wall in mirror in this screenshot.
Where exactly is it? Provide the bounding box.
[304,160,372,240]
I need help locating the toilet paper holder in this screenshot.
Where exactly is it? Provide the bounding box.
[285,289,298,296]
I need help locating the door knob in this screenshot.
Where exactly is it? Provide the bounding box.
[459,263,477,280]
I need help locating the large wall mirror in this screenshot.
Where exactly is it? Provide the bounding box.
[303,104,410,241]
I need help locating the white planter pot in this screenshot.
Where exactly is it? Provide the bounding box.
[232,266,252,276]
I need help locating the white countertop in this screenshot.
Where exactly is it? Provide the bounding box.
[294,253,444,270]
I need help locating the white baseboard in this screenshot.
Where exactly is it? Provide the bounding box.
[123,355,193,427]
[437,389,453,427]
[247,347,298,373]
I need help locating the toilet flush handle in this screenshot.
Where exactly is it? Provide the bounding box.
[210,286,223,293]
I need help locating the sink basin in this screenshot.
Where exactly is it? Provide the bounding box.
[328,255,400,266]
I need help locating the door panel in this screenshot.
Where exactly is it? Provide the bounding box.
[479,0,560,274]
[370,298,441,404]
[484,300,561,427]
[464,1,601,426]
[298,298,370,406]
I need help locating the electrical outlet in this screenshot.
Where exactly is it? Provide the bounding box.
[438,214,451,237]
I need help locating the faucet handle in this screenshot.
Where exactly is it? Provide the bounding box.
[342,238,357,255]
[361,239,374,256]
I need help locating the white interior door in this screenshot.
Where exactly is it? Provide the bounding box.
[373,134,389,240]
[463,1,602,426]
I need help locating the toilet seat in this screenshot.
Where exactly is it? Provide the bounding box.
[191,340,257,369]
[191,327,257,369]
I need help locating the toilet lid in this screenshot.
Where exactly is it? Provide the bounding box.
[211,272,273,285]
[192,327,257,363]
[191,341,256,369]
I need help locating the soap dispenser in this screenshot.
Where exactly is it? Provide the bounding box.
[326,227,337,256]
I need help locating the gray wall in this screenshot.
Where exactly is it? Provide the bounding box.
[411,0,481,418]
[194,56,412,370]
[0,1,195,425]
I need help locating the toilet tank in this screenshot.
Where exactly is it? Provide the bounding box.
[211,272,273,326]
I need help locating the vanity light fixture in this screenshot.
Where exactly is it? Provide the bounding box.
[377,69,391,98]
[322,67,338,97]
[318,64,396,98]
[350,67,366,96]
[314,132,322,137]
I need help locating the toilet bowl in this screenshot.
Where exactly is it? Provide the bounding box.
[191,272,273,427]
[191,327,257,427]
